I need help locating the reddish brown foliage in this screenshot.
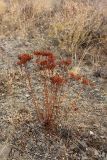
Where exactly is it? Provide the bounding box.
[69,72,77,79]
[50,75,65,85]
[74,75,82,81]
[39,60,56,70]
[34,51,55,58]
[34,51,56,70]
[59,58,72,66]
[69,72,93,86]
[18,53,32,61]
[82,79,90,85]
[17,53,32,65]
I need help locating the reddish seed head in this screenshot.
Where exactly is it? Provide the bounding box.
[17,54,32,66]
[60,58,72,66]
[34,51,55,58]
[33,51,56,70]
[39,62,56,70]
[69,72,76,78]
[69,72,91,85]
[34,51,44,56]
[17,61,23,65]
[47,63,56,70]
[82,79,90,85]
[17,59,29,65]
[18,53,32,62]
[38,55,56,70]
[42,51,54,57]
[48,54,56,62]
[50,75,65,85]
[40,60,48,66]
[69,72,83,81]
[74,75,82,81]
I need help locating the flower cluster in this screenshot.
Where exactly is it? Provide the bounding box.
[39,60,56,70]
[59,58,72,66]
[34,51,56,70]
[50,75,65,86]
[69,72,93,86]
[34,51,54,57]
[17,53,32,65]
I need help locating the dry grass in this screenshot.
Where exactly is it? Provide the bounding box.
[49,1,107,61]
[0,0,6,15]
[0,0,60,37]
[0,0,106,63]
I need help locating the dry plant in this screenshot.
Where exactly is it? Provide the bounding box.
[0,0,106,39]
[0,0,60,37]
[16,51,94,127]
[0,0,106,62]
[48,1,106,59]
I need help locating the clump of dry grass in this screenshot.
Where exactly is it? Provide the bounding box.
[0,0,106,59]
[49,1,107,60]
[0,0,59,37]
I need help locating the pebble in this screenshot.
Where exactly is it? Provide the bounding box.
[25,94,30,98]
[90,131,94,135]
[94,149,99,156]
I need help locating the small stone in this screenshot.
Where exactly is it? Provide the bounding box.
[81,155,88,160]
[90,131,94,135]
[100,136,106,139]
[37,142,42,146]
[13,150,20,159]
[94,149,99,156]
[101,152,106,158]
[25,94,30,98]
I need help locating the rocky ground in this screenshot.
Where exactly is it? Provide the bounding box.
[0,37,107,160]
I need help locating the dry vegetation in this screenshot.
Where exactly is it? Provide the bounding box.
[0,0,106,82]
[0,0,107,59]
[0,0,107,160]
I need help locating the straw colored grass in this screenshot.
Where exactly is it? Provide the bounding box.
[0,0,6,15]
[0,0,106,58]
